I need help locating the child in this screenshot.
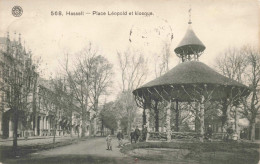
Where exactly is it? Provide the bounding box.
[106,134,112,151]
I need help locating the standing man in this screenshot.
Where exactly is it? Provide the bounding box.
[135,126,141,142]
[143,125,147,141]
[117,130,124,147]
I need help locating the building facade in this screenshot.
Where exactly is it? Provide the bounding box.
[0,33,92,138]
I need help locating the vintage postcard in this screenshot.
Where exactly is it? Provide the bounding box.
[0,0,259,163]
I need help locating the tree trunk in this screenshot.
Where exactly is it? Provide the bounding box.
[145,109,150,141]
[81,106,86,138]
[53,120,56,144]
[154,101,159,132]
[221,100,228,132]
[142,108,146,130]
[127,108,132,137]
[13,108,18,152]
[70,96,73,138]
[175,100,179,132]
[93,99,98,136]
[251,119,256,141]
[70,118,73,139]
[89,120,92,136]
[53,128,56,144]
[200,96,205,142]
[32,75,38,135]
[226,102,232,127]
[235,107,240,140]
[195,102,200,132]
[165,100,171,141]
[101,119,104,136]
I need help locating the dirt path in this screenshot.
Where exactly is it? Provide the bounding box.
[34,137,127,158]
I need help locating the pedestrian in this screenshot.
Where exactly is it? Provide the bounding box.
[134,126,141,142]
[106,134,112,150]
[117,130,124,147]
[143,125,147,141]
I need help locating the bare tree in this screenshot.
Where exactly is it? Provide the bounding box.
[240,46,260,141]
[116,48,148,135]
[215,47,246,132]
[216,47,246,83]
[215,46,260,141]
[151,42,171,132]
[154,42,171,78]
[117,49,148,92]
[89,55,113,135]
[62,43,113,137]
[63,48,93,137]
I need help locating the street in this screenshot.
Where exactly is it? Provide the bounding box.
[33,137,126,158]
[1,136,259,164]
[2,137,137,164]
[2,137,192,164]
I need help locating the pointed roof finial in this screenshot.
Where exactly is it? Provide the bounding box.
[188,4,192,24]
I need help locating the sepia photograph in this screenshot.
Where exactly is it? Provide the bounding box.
[0,0,259,163]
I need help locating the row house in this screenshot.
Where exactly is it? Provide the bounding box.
[0,32,34,138]
[36,78,82,137]
[0,33,84,138]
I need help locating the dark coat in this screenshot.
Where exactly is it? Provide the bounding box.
[117,132,124,140]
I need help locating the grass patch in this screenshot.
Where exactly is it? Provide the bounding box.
[0,137,93,160]
[121,141,259,164]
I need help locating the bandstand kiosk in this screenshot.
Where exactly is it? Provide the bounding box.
[132,12,250,142]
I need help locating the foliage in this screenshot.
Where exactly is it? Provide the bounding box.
[120,116,128,134]
[99,102,117,131]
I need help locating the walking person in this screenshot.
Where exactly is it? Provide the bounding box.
[117,130,124,147]
[106,134,112,151]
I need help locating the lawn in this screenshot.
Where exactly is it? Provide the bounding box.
[121,141,260,164]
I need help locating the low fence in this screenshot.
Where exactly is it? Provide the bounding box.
[148,132,227,141]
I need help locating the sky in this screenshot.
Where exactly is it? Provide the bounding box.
[0,0,259,101]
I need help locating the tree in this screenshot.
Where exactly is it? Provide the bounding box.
[215,47,247,132]
[215,46,260,141]
[1,38,39,151]
[89,55,113,135]
[99,102,117,134]
[116,48,148,135]
[153,42,171,78]
[240,46,260,141]
[63,43,113,137]
[151,42,172,132]
[216,47,246,83]
[63,46,94,137]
